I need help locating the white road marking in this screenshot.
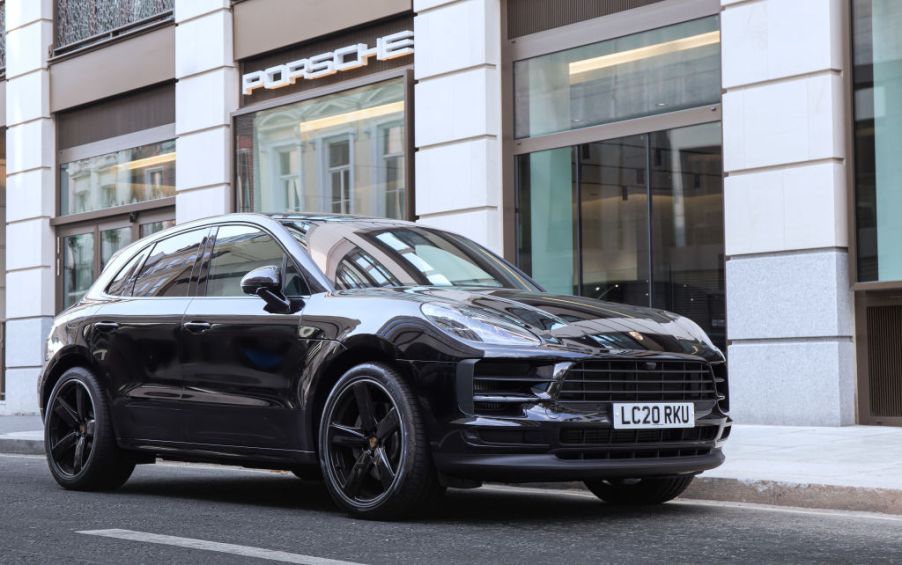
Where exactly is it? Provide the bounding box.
[481,484,902,524]
[76,529,364,565]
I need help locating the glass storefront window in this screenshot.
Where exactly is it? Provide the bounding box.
[62,232,95,308]
[59,140,176,216]
[514,16,721,139]
[853,0,902,282]
[100,227,133,270]
[517,123,725,350]
[235,78,407,218]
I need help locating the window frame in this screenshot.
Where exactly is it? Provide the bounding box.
[54,124,177,224]
[231,68,415,221]
[501,0,722,260]
[55,208,176,311]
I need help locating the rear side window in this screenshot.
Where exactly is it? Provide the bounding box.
[106,246,151,296]
[132,229,208,297]
[206,225,310,297]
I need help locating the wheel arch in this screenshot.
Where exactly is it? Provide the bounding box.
[40,347,99,419]
[304,335,413,453]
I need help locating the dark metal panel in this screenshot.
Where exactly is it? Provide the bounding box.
[233,0,411,61]
[865,303,902,420]
[56,82,175,150]
[239,17,413,107]
[507,0,665,38]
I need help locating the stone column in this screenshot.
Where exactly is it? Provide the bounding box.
[174,0,238,223]
[413,0,503,252]
[721,0,854,425]
[2,0,54,414]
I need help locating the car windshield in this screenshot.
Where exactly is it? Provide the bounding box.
[281,220,540,291]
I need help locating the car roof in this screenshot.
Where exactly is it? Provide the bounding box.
[268,212,416,226]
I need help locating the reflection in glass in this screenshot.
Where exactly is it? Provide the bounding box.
[236,78,406,218]
[140,219,176,238]
[63,233,94,308]
[853,0,902,281]
[60,139,176,216]
[335,249,402,290]
[515,124,725,351]
[579,136,649,307]
[650,123,725,347]
[100,227,133,270]
[281,222,540,291]
[206,225,286,297]
[132,229,205,298]
[514,16,720,138]
[516,147,578,295]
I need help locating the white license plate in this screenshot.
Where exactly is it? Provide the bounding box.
[613,402,695,429]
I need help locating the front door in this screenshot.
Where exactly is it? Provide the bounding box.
[93,227,210,442]
[180,224,311,450]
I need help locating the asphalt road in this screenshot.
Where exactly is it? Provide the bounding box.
[1,453,901,565]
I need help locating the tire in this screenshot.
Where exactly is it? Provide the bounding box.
[318,363,440,520]
[584,475,695,505]
[44,367,135,491]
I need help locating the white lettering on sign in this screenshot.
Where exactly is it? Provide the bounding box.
[242,31,414,96]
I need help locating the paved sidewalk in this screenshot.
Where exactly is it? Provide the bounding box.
[680,424,902,515]
[3,417,900,513]
[0,416,43,455]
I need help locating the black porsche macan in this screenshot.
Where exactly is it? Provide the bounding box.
[39,213,730,519]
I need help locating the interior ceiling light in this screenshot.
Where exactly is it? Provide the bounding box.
[299,101,404,134]
[116,152,176,171]
[568,31,720,80]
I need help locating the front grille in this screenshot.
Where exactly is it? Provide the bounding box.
[559,359,717,403]
[560,426,718,445]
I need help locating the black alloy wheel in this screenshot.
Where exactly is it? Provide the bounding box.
[44,367,135,491]
[319,363,441,519]
[46,379,95,476]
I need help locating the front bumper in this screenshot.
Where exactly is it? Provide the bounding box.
[409,358,731,483]
[434,450,725,482]
[431,408,730,482]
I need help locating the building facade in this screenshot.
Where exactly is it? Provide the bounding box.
[0,0,898,428]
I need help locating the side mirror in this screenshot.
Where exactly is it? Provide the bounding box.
[240,265,301,314]
[241,265,281,295]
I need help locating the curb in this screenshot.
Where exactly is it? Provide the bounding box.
[2,438,900,516]
[514,478,902,516]
[0,437,45,456]
[683,477,902,516]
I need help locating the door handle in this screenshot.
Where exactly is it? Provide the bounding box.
[183,321,212,333]
[94,321,119,332]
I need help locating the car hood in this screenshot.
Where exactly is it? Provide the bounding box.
[340,286,723,361]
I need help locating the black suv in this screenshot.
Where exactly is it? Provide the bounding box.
[40,213,730,519]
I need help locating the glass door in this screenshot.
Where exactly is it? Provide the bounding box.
[56,208,175,310]
[516,123,725,350]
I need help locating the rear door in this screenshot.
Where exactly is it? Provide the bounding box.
[180,224,311,450]
[93,227,211,442]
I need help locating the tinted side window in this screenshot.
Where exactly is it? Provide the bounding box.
[207,225,287,297]
[132,229,207,297]
[283,260,310,297]
[106,246,151,296]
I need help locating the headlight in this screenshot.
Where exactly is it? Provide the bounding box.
[421,302,541,346]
